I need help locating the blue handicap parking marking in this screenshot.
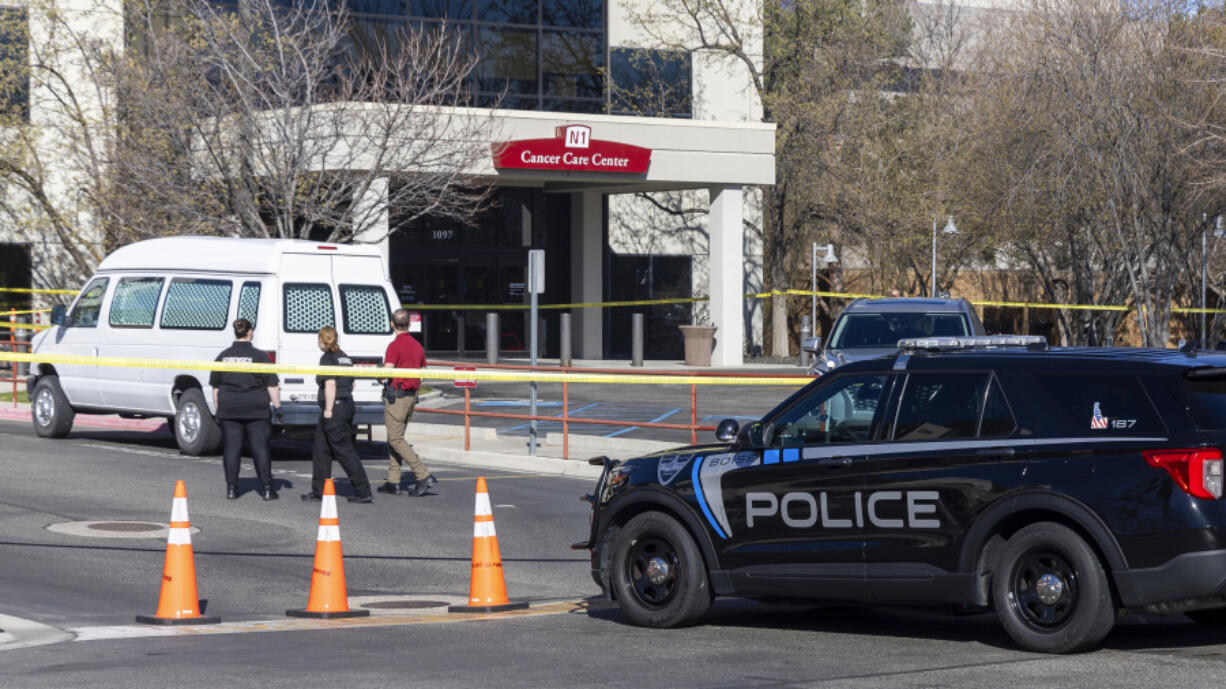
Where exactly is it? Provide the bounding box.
[477,400,563,408]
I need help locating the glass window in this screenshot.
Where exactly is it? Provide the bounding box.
[476,27,537,94]
[542,31,602,99]
[1034,374,1165,436]
[408,0,471,18]
[980,377,1017,437]
[477,0,536,24]
[349,0,407,15]
[767,374,887,447]
[0,8,28,121]
[68,278,108,328]
[238,282,261,326]
[828,312,970,350]
[340,285,392,335]
[542,98,602,113]
[283,283,335,334]
[893,373,988,440]
[109,277,164,328]
[542,0,600,29]
[160,279,232,331]
[609,47,691,118]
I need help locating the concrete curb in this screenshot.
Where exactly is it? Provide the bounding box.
[0,614,74,652]
[413,443,604,479]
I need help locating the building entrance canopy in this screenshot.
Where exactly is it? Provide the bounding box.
[359,107,776,366]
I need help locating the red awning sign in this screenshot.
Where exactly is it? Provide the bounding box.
[492,125,651,174]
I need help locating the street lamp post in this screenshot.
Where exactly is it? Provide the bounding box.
[1202,214,1225,348]
[810,242,838,332]
[931,215,958,299]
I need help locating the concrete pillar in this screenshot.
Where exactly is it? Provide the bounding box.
[709,185,744,366]
[570,191,603,360]
[352,177,390,266]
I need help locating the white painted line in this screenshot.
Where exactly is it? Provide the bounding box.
[0,614,75,652]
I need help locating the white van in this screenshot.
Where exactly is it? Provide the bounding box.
[26,237,398,454]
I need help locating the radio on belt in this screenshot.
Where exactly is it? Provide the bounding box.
[576,339,1226,655]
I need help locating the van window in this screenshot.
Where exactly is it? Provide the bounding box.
[160,279,232,331]
[109,277,164,328]
[339,285,391,335]
[69,277,108,328]
[237,282,261,326]
[284,283,334,333]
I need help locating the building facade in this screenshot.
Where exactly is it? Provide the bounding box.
[4,0,774,365]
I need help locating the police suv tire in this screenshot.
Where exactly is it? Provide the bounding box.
[992,522,1116,654]
[174,388,222,456]
[31,376,74,438]
[1185,608,1226,626]
[610,512,711,628]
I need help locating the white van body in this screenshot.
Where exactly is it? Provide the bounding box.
[26,237,397,454]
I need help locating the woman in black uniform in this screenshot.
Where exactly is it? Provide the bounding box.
[301,325,373,503]
[210,318,282,500]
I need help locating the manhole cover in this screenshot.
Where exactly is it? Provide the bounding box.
[46,520,199,539]
[87,522,162,533]
[362,600,449,610]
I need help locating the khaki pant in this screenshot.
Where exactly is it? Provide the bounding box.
[385,393,429,483]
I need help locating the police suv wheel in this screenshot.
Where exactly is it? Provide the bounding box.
[174,388,222,456]
[992,522,1116,653]
[31,376,74,438]
[1185,608,1226,626]
[610,512,711,628]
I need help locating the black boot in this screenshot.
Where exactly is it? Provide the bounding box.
[226,483,239,500]
[261,486,279,501]
[376,482,400,495]
[407,475,437,497]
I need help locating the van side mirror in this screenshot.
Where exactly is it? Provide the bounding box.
[801,337,821,354]
[50,304,66,326]
[736,421,764,448]
[715,418,739,442]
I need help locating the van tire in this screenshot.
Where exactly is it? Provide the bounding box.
[31,376,74,438]
[174,388,222,455]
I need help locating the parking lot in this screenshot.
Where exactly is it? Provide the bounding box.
[2,418,1226,688]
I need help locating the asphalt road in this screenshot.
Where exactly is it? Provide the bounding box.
[4,419,1226,688]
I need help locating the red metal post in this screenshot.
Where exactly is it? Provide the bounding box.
[690,383,697,445]
[563,380,569,460]
[9,309,14,409]
[464,387,471,451]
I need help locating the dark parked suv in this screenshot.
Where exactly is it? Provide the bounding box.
[805,297,986,374]
[578,337,1226,653]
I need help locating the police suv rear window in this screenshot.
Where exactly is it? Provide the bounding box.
[892,373,1015,440]
[1033,374,1164,435]
[1182,378,1226,429]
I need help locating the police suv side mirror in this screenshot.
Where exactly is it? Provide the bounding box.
[50,304,66,326]
[715,418,739,442]
[736,421,764,448]
[801,337,821,354]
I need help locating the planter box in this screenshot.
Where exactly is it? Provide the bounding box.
[680,325,718,366]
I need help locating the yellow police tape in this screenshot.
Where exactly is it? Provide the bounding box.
[0,351,813,387]
[0,321,50,331]
[0,309,52,315]
[0,287,78,295]
[406,296,710,311]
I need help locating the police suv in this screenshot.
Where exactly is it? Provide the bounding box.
[577,337,1226,653]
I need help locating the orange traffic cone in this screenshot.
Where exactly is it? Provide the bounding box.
[287,479,370,619]
[449,477,528,613]
[135,481,220,625]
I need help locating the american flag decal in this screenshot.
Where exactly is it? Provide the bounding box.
[1090,402,1108,430]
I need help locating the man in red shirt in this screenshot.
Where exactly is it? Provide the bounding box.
[378,309,436,497]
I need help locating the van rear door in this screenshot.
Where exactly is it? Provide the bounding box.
[330,254,395,405]
[277,253,337,407]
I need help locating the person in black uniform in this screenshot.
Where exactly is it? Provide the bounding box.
[301,325,373,504]
[210,318,282,500]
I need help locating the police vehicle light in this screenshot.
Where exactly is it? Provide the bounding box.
[317,245,338,250]
[265,350,277,364]
[1143,448,1224,500]
[897,336,1048,352]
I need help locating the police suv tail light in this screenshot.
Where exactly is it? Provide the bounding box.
[1143,448,1224,499]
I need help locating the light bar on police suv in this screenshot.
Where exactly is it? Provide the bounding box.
[897,335,1048,352]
